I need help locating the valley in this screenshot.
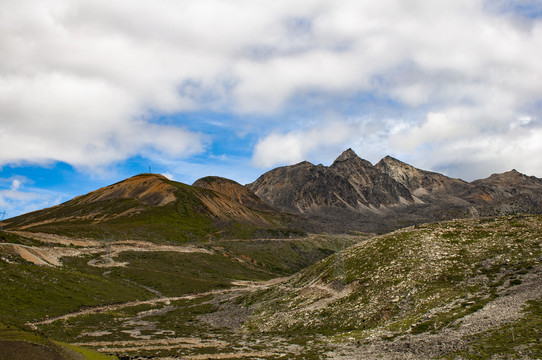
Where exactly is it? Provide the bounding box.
[1,151,541,359]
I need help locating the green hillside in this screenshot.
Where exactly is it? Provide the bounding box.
[3,174,304,243]
[243,215,542,359]
[0,228,356,358]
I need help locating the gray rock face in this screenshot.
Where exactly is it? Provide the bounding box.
[375,156,471,196]
[248,149,413,216]
[330,150,413,207]
[247,149,542,233]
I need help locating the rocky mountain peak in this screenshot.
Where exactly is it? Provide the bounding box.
[476,169,540,187]
[297,160,315,167]
[333,148,359,163]
[378,155,407,166]
[331,148,374,170]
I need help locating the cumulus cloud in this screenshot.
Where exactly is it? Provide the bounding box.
[252,120,358,168]
[1,0,542,178]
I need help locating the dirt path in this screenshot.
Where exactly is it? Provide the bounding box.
[0,243,96,266]
[27,277,287,329]
[2,231,212,267]
[9,231,101,247]
[305,281,356,310]
[72,337,228,351]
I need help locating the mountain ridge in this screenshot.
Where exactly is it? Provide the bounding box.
[247,149,542,232]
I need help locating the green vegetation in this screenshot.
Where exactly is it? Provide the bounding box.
[55,342,118,360]
[3,212,541,359]
[0,259,153,326]
[0,322,117,360]
[0,230,47,247]
[243,215,542,360]
[210,234,359,276]
[1,224,357,358]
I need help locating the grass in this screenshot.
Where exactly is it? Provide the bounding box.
[5,210,540,358]
[243,215,542,341]
[0,230,356,358]
[109,251,273,296]
[209,234,358,276]
[0,322,117,360]
[0,230,50,247]
[0,260,153,326]
[55,342,118,360]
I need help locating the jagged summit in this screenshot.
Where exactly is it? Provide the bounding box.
[331,149,373,170]
[473,169,542,188]
[377,155,407,166]
[247,149,415,231]
[332,148,359,163]
[483,169,528,182]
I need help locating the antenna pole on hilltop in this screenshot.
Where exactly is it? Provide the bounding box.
[0,211,6,231]
[149,165,152,174]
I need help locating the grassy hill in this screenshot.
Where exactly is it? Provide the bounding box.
[242,215,542,359]
[3,174,304,243]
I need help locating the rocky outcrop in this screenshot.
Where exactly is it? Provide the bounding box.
[331,150,413,207]
[467,170,542,215]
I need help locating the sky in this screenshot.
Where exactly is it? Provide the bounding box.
[1,0,542,218]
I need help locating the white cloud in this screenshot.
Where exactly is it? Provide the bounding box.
[1,0,542,178]
[252,120,357,168]
[390,112,474,151]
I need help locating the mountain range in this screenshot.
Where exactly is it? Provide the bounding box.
[4,148,542,236]
[248,148,542,232]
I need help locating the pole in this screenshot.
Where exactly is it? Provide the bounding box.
[0,211,6,231]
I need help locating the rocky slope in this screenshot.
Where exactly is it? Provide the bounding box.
[375,155,471,197]
[248,149,542,233]
[242,214,542,359]
[3,174,303,242]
